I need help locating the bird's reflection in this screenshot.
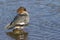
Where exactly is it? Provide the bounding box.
[6,28,28,40]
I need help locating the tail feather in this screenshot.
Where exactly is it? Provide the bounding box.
[5,23,10,29]
[5,23,14,29]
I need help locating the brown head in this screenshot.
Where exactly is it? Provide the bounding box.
[17,7,27,14]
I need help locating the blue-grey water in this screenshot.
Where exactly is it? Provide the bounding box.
[0,0,60,40]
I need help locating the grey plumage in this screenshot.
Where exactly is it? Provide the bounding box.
[6,11,29,29]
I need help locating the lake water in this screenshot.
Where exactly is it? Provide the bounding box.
[0,0,60,40]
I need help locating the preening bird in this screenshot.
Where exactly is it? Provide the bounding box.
[5,7,29,30]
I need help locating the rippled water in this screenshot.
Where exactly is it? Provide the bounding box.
[0,0,60,40]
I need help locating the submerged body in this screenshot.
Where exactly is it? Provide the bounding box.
[6,11,29,29]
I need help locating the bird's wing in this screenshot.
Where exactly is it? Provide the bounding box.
[10,15,18,25]
[5,15,18,29]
